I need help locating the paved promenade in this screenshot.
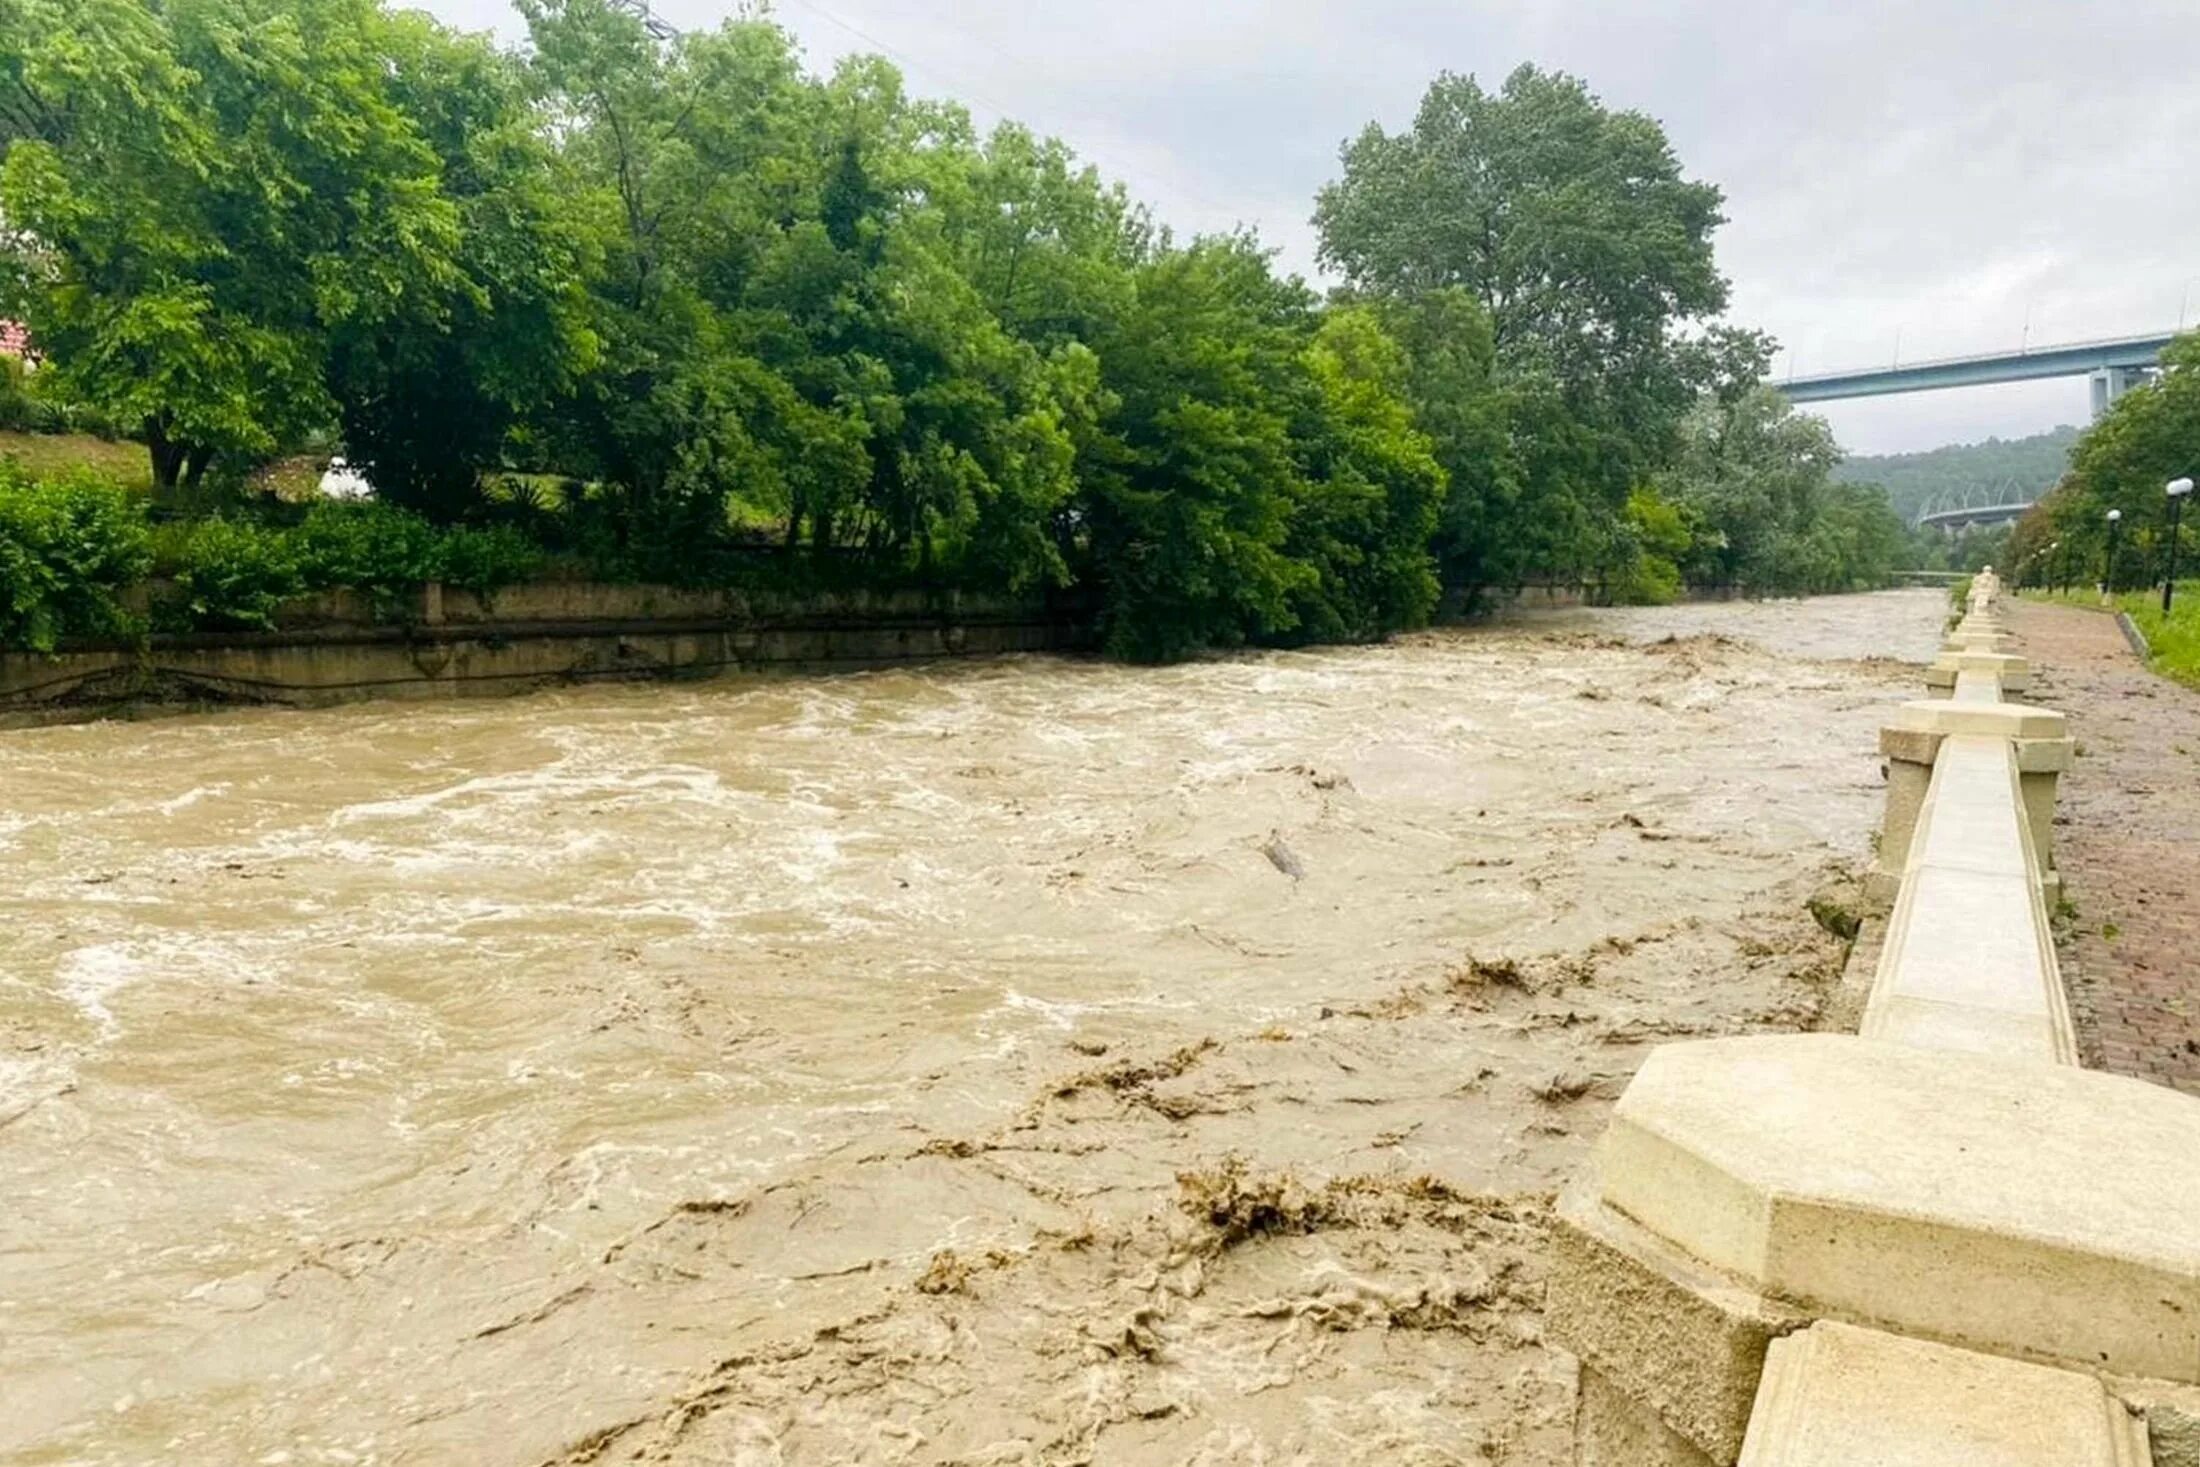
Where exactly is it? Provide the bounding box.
[2012,598,2200,1094]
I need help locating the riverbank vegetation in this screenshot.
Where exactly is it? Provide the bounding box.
[2008,332,2200,602]
[0,0,1909,657]
[2126,588,2200,689]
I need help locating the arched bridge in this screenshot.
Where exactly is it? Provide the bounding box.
[1917,502,2035,532]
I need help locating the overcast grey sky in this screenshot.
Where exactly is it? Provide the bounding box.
[416,0,2200,455]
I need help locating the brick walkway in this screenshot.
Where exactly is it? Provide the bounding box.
[2012,600,2200,1094]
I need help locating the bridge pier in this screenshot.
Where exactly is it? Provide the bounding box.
[2089,365,2150,419]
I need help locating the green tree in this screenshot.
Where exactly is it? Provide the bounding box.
[1077,237,1317,661]
[1316,66,1731,453]
[1282,306,1444,640]
[1364,288,1516,603]
[517,0,844,563]
[518,8,1095,587]
[2028,331,2200,589]
[1606,485,1695,604]
[1661,387,1903,593]
[1314,67,1740,600]
[324,13,597,522]
[0,0,472,498]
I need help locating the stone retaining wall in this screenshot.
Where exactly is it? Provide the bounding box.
[0,582,1085,727]
[1548,569,2200,1466]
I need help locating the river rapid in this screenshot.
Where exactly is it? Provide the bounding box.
[0,590,1944,1466]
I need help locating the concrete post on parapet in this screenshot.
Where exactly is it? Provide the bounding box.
[1943,620,2019,656]
[1923,650,2030,700]
[1869,700,2072,905]
[1546,1034,2200,1467]
[1739,1321,2155,1466]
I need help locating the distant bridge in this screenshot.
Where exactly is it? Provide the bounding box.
[1774,331,2178,419]
[1917,502,2035,532]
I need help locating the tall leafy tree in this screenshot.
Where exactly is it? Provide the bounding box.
[1283,306,1443,640]
[1314,65,1728,411]
[517,0,840,559]
[1314,66,1742,600]
[1660,386,1904,594]
[0,0,470,497]
[2021,331,2200,588]
[324,14,597,522]
[1077,236,1318,661]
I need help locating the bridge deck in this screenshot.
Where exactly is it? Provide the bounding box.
[1776,333,2174,403]
[1917,503,2035,530]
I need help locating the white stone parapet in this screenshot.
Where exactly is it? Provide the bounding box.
[1548,572,2195,1466]
[1870,698,2072,903]
[1925,649,2031,699]
[1863,730,2074,1063]
[1591,1036,2200,1382]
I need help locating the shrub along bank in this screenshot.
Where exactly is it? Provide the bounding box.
[0,470,544,651]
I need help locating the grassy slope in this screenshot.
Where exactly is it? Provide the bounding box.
[2121,584,2200,690]
[0,432,332,502]
[0,429,151,492]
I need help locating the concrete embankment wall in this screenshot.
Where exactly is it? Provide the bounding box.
[1548,570,2200,1466]
[0,581,1086,727]
[1479,581,1753,612]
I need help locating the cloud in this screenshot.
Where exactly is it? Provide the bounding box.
[416,0,2200,452]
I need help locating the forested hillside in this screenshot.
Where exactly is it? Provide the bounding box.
[1835,425,2080,525]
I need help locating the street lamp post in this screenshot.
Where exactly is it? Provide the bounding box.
[2047,541,2062,597]
[2168,479,2195,615]
[2105,509,2123,594]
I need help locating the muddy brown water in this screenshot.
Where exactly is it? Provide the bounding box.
[0,590,1945,1466]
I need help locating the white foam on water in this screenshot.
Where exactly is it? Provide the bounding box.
[330,764,599,823]
[155,784,231,816]
[54,944,151,1033]
[999,991,1105,1031]
[773,825,846,884]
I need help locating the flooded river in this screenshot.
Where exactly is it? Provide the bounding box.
[0,591,1943,1466]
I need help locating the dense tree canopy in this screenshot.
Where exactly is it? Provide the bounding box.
[0,0,516,496]
[0,5,1913,657]
[2010,332,2200,591]
[1312,66,1800,607]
